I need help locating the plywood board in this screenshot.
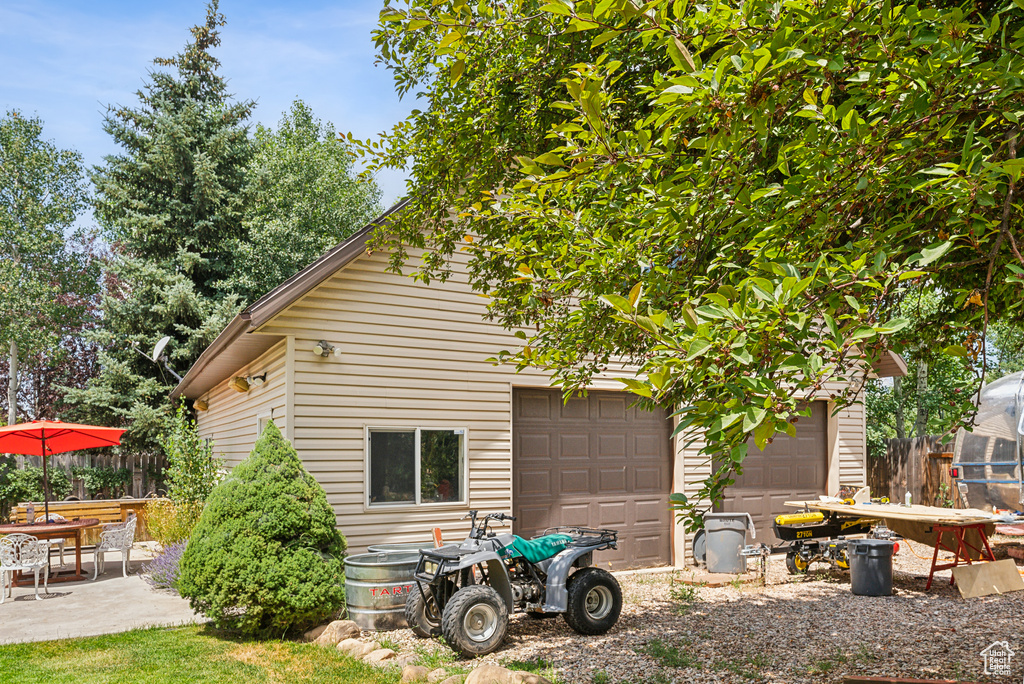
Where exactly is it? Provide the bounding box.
[951,559,1024,598]
[785,500,993,526]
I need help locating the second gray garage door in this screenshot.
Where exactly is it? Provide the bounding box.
[512,388,673,570]
[717,401,828,542]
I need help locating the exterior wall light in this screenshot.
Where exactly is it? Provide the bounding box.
[248,373,267,387]
[313,340,340,358]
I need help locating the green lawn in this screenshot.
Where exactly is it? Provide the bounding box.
[0,625,403,684]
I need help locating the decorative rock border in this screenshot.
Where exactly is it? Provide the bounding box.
[305,619,551,684]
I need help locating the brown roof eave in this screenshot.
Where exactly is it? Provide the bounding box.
[169,315,253,400]
[170,198,411,401]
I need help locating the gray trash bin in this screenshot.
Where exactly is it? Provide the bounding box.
[848,539,894,596]
[704,512,754,574]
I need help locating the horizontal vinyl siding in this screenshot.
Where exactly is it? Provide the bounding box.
[194,340,287,468]
[255,249,632,555]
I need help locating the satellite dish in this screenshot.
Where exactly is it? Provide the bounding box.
[151,336,172,362]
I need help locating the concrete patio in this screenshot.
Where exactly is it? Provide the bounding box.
[0,543,202,644]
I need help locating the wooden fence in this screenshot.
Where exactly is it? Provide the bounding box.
[868,436,955,507]
[16,450,166,500]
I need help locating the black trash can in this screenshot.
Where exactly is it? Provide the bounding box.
[848,539,894,596]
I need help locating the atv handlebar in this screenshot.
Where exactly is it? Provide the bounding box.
[464,511,517,538]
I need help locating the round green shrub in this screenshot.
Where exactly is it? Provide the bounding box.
[177,421,346,636]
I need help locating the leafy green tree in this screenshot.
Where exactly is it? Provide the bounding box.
[161,404,223,506]
[0,110,94,425]
[988,321,1024,376]
[366,0,1024,529]
[223,100,381,303]
[178,422,346,636]
[67,1,254,453]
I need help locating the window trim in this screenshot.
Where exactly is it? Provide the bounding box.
[364,426,469,509]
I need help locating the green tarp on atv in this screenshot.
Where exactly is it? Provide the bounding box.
[504,534,574,563]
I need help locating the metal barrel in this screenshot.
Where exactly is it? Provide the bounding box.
[345,551,422,631]
[366,542,435,553]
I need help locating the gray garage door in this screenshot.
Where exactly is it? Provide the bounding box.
[717,401,828,542]
[512,388,673,570]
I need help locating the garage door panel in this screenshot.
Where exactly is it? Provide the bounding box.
[518,434,551,460]
[597,434,626,459]
[517,506,552,533]
[559,469,591,493]
[597,501,627,526]
[561,396,590,419]
[719,401,828,542]
[634,434,664,458]
[599,467,627,492]
[598,396,627,420]
[558,503,591,527]
[769,465,794,487]
[634,498,667,525]
[560,434,590,459]
[633,466,664,492]
[518,392,553,418]
[513,389,672,570]
[516,469,551,496]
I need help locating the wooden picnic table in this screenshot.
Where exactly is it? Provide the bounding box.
[0,518,100,584]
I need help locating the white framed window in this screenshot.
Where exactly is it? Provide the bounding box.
[365,427,467,507]
[256,410,285,438]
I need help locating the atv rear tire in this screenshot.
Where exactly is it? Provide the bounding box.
[563,568,622,635]
[441,585,509,657]
[405,585,442,638]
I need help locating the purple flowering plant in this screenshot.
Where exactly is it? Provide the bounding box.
[143,541,188,593]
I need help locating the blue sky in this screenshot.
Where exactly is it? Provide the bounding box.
[0,0,412,219]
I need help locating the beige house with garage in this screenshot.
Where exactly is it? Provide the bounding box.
[171,204,906,569]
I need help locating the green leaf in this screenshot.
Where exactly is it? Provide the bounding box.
[599,293,631,312]
[944,345,968,357]
[539,2,573,15]
[916,241,952,267]
[742,406,766,432]
[534,152,565,167]
[628,282,643,307]
[898,270,928,281]
[667,35,695,71]
[753,420,774,450]
[450,59,466,85]
[686,338,712,360]
[875,318,909,334]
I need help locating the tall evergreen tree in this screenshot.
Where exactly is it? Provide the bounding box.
[67,1,254,453]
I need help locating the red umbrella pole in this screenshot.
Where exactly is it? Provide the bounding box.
[41,427,50,522]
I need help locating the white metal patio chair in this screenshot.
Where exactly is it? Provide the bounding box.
[0,533,50,603]
[92,515,137,580]
[35,514,67,567]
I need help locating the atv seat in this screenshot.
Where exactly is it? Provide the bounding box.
[505,534,573,563]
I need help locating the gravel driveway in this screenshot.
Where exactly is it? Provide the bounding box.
[390,539,1023,683]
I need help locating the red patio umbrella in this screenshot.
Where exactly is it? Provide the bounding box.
[0,420,125,521]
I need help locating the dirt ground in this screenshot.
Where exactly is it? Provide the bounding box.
[389,537,1024,684]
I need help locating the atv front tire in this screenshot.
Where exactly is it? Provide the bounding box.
[441,585,509,657]
[405,585,442,638]
[563,568,622,635]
